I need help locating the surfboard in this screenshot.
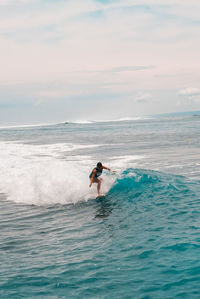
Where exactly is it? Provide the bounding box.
[96,194,105,199]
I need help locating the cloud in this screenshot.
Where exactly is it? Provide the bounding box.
[69,65,156,74]
[109,66,155,73]
[179,87,200,103]
[179,87,200,96]
[135,92,152,103]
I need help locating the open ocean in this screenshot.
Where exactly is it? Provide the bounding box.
[0,112,200,298]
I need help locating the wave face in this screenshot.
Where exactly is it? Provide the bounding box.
[108,168,197,199]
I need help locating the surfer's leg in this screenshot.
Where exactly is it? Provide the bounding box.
[96,178,103,195]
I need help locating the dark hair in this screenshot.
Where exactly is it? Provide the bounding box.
[97,162,102,168]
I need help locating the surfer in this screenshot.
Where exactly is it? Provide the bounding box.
[89,162,115,196]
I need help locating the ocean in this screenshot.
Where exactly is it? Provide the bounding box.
[0,112,200,298]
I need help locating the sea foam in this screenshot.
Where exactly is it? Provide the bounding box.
[0,142,116,205]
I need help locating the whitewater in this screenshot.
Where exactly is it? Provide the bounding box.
[0,112,200,298]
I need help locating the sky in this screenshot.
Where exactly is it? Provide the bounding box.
[0,0,200,125]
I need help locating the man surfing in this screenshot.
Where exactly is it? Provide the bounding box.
[89,162,115,197]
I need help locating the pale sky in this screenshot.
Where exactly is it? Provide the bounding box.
[0,0,200,125]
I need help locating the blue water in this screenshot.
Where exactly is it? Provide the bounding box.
[0,112,200,298]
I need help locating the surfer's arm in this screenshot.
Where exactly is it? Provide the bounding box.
[103,165,116,174]
[102,165,110,171]
[89,170,97,187]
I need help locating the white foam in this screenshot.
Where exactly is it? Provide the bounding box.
[69,120,93,124]
[96,116,154,123]
[69,116,153,124]
[0,122,59,130]
[0,142,116,206]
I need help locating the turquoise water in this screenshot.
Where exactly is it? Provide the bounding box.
[0,113,200,298]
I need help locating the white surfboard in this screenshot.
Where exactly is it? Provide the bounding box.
[96,194,105,199]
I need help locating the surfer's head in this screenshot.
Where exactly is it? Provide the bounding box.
[97,162,102,169]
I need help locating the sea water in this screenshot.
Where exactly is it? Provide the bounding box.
[0,112,200,298]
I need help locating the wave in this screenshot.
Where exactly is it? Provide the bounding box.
[98,116,153,122]
[107,168,199,203]
[0,122,60,130]
[1,146,198,206]
[0,116,154,130]
[0,140,198,206]
[67,120,94,124]
[64,116,153,125]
